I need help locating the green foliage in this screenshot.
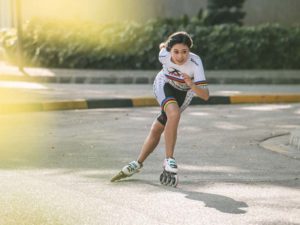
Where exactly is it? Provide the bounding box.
[1,18,300,69]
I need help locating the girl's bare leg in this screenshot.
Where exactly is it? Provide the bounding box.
[137,119,165,163]
[164,103,180,158]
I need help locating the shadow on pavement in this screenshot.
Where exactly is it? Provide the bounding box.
[111,178,248,214]
[183,190,248,214]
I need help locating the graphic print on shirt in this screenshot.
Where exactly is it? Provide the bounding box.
[165,67,193,91]
[166,67,183,81]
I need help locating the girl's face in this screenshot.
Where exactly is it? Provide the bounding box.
[170,43,190,65]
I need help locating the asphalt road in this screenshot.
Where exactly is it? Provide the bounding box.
[0,104,300,225]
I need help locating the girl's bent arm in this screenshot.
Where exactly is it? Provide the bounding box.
[182,73,209,101]
[190,85,209,101]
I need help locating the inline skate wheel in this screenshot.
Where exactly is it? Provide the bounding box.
[170,174,178,187]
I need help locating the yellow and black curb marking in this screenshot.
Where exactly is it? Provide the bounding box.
[230,95,300,104]
[1,95,300,114]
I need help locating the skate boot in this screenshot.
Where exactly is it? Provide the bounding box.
[111,160,143,182]
[159,158,178,187]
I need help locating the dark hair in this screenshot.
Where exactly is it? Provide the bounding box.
[165,31,193,51]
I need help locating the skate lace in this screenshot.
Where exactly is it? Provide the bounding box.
[168,159,177,168]
[127,162,138,173]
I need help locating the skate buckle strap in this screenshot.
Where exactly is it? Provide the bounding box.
[168,158,177,169]
[127,161,139,173]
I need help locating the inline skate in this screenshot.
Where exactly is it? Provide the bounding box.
[111,160,143,182]
[159,158,178,187]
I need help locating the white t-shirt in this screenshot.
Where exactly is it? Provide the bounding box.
[158,47,207,91]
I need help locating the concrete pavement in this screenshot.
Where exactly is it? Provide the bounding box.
[1,64,300,224]
[0,105,299,225]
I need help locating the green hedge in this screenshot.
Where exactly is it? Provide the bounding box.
[1,18,300,69]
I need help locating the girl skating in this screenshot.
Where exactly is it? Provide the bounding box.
[111,31,209,187]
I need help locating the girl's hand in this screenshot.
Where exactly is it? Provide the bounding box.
[159,42,166,49]
[182,73,209,101]
[182,73,194,88]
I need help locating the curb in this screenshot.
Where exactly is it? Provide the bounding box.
[290,129,300,150]
[1,94,300,114]
[260,133,300,160]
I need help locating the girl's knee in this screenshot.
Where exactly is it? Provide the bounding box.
[166,108,180,121]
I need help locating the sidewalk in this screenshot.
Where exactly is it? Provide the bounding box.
[1,64,300,113]
[0,63,300,84]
